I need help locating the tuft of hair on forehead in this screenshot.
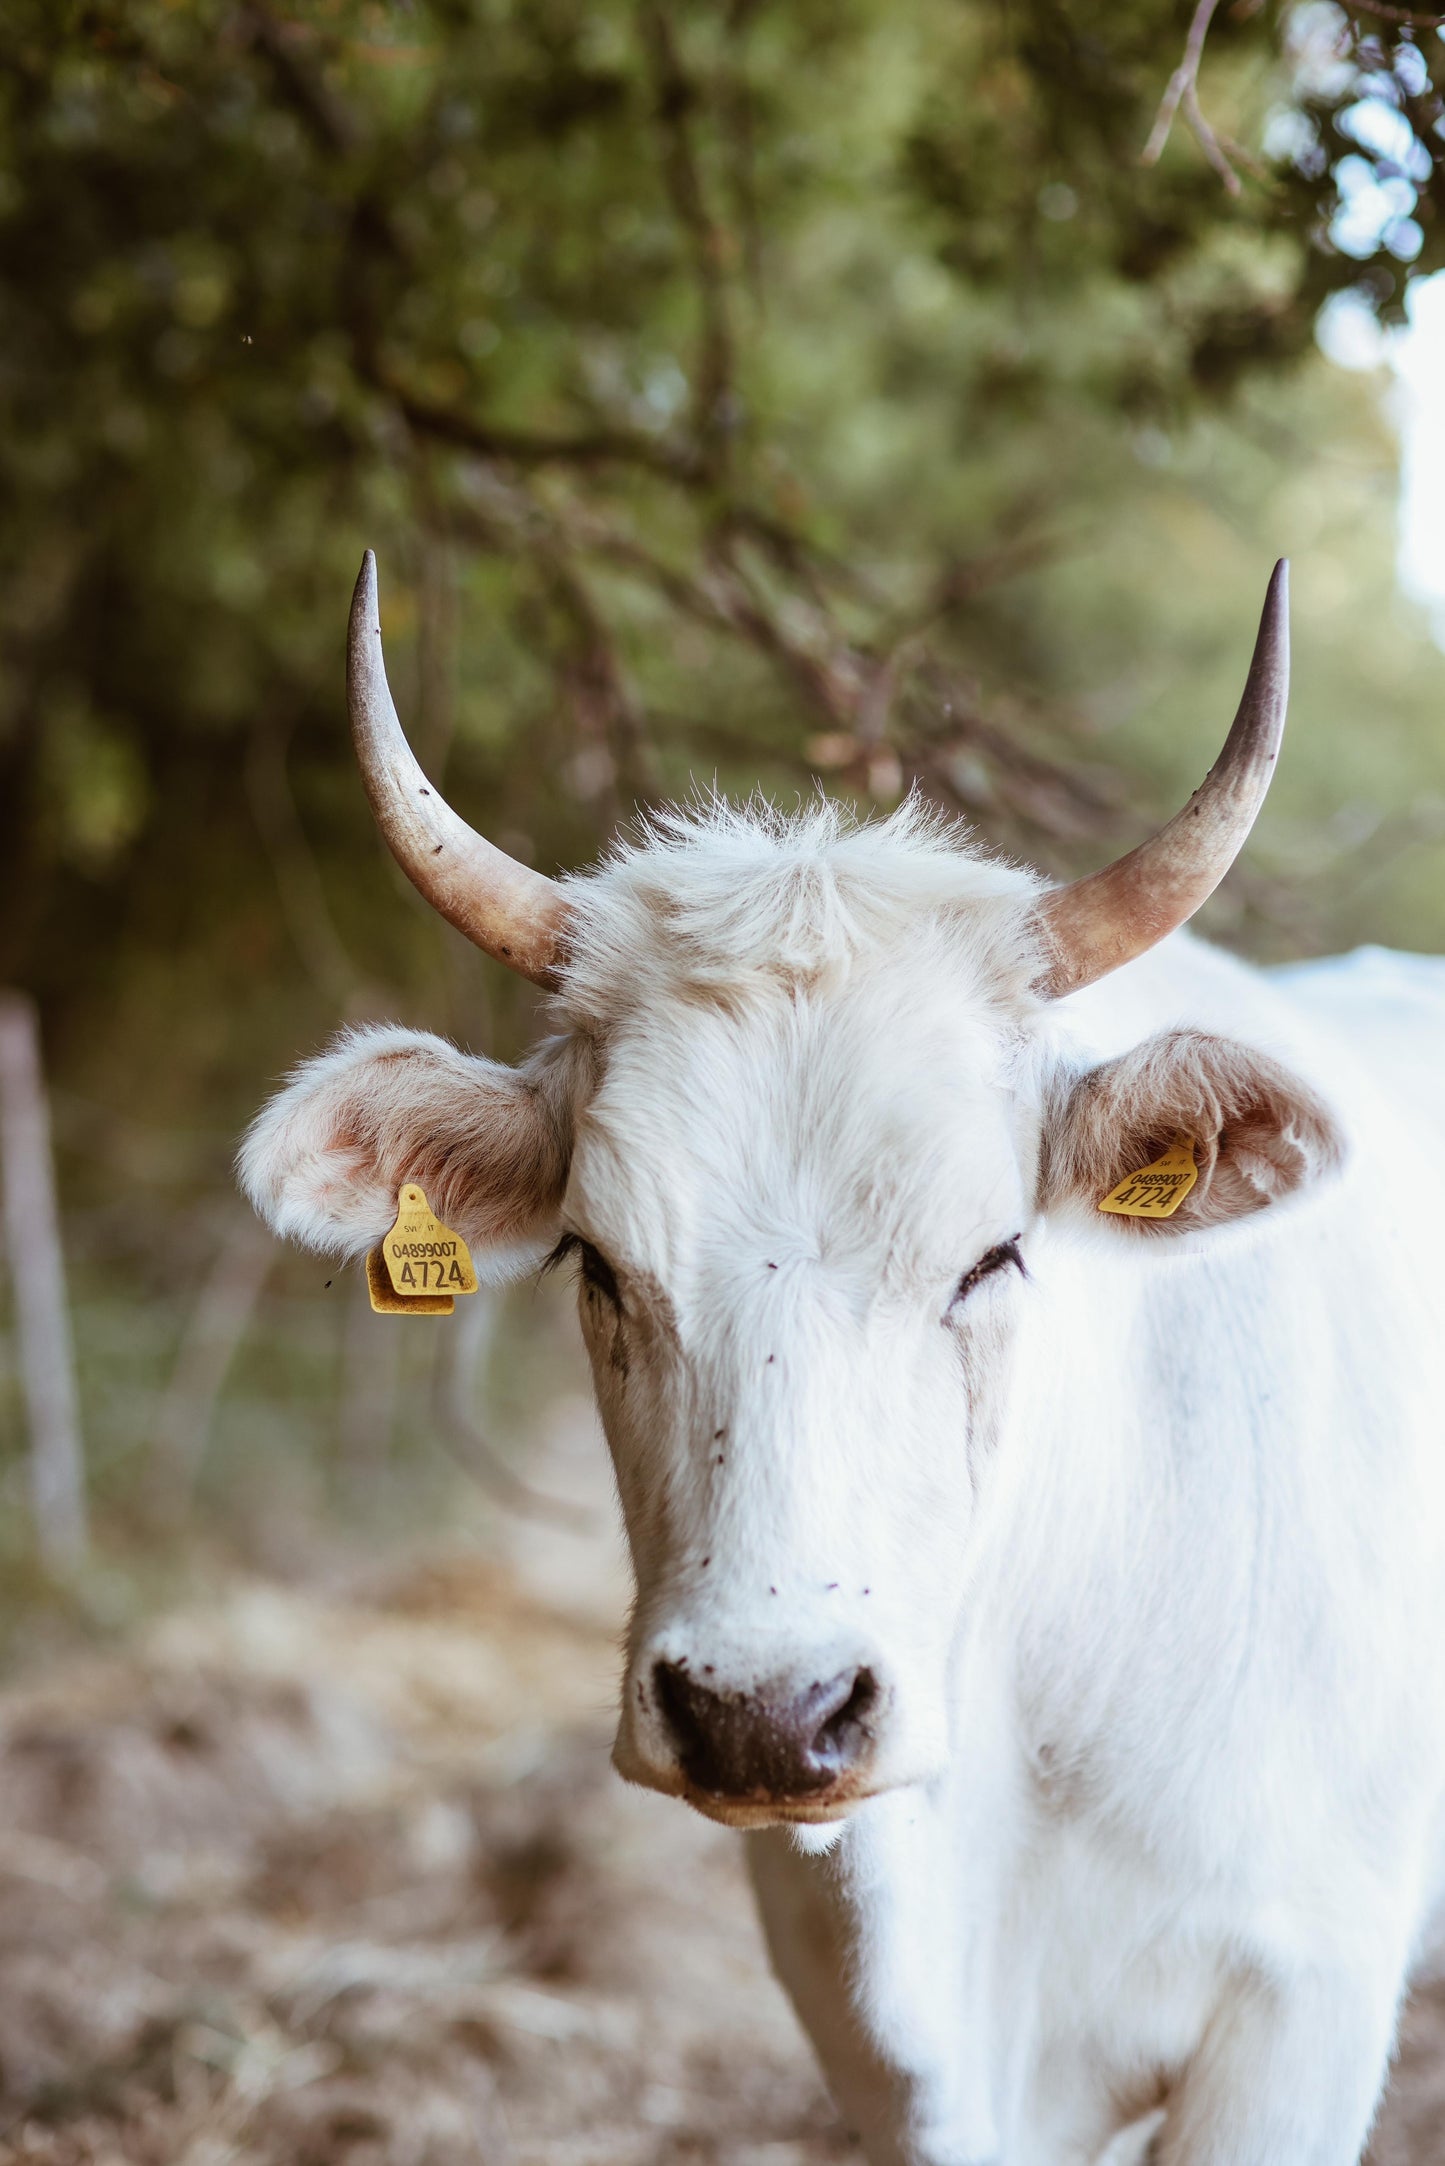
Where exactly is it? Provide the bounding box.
[555,791,1047,1024]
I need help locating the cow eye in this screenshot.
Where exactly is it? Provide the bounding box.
[578,1240,620,1305]
[544,1232,621,1307]
[949,1237,1023,1312]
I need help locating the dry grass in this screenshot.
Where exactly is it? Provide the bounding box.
[0,1547,848,2166]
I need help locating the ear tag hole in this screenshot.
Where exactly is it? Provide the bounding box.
[1097,1137,1199,1220]
[367,1182,479,1315]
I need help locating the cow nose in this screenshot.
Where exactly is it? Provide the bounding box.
[652,1660,879,1799]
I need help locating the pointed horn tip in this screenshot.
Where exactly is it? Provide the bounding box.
[1258,558,1289,641]
[352,548,378,618]
[1247,556,1290,719]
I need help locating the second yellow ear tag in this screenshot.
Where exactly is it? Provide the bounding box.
[1097,1138,1199,1220]
[367,1183,479,1315]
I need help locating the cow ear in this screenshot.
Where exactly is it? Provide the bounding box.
[1040,1028,1345,1239]
[239,1025,573,1281]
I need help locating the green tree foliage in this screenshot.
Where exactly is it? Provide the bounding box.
[1,3,1441,1033]
[1,0,1443,1543]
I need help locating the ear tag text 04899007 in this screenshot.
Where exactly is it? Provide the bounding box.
[1097,1138,1199,1221]
[366,1183,479,1316]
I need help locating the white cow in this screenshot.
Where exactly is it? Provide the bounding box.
[242,554,1445,2165]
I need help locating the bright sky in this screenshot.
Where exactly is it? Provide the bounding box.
[1317,265,1445,648]
[1391,274,1445,641]
[1297,11,1445,648]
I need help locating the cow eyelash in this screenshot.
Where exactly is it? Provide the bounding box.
[543,1231,621,1306]
[950,1237,1024,1311]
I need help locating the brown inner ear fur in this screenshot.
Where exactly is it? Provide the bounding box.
[1041,1028,1346,1237]
[330,1045,571,1250]
[240,1026,582,1262]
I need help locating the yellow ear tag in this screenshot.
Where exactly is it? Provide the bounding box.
[366,1183,479,1315]
[366,1243,453,1315]
[1097,1138,1199,1221]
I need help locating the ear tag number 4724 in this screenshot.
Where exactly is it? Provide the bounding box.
[367,1183,479,1316]
[1097,1138,1199,1221]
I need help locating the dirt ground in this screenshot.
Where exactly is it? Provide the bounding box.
[1,1401,1443,2164]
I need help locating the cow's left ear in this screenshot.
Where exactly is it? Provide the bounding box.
[1039,1028,1346,1237]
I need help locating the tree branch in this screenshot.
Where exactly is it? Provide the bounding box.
[246,720,366,1008]
[640,2,738,472]
[1140,0,1242,197]
[436,489,658,808]
[150,1213,272,1519]
[1343,1,1445,24]
[390,378,703,483]
[537,543,660,806]
[238,1,361,154]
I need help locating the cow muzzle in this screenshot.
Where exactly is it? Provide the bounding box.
[618,1646,890,1826]
[657,1658,878,1796]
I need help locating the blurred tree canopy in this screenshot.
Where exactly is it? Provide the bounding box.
[1,0,1444,1141]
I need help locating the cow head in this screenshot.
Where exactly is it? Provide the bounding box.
[241,557,1342,1833]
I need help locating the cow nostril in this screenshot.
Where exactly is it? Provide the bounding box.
[653,1658,765,1796]
[811,1666,879,1770]
[653,1659,707,1759]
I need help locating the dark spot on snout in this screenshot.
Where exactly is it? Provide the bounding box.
[432,843,444,854]
[714,1428,726,1441]
[653,1662,880,1800]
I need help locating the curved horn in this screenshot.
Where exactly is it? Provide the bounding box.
[348,551,570,988]
[1034,559,1289,999]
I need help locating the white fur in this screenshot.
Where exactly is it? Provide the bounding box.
[243,800,1445,2164]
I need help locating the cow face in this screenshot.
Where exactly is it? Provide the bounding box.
[564,928,1035,1828]
[242,807,1342,1834]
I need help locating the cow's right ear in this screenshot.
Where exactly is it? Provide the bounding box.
[238,1025,575,1282]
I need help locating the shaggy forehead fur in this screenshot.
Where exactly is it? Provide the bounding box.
[549,799,1051,1304]
[552,796,1049,1028]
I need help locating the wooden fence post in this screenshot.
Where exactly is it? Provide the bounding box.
[0,992,88,1571]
